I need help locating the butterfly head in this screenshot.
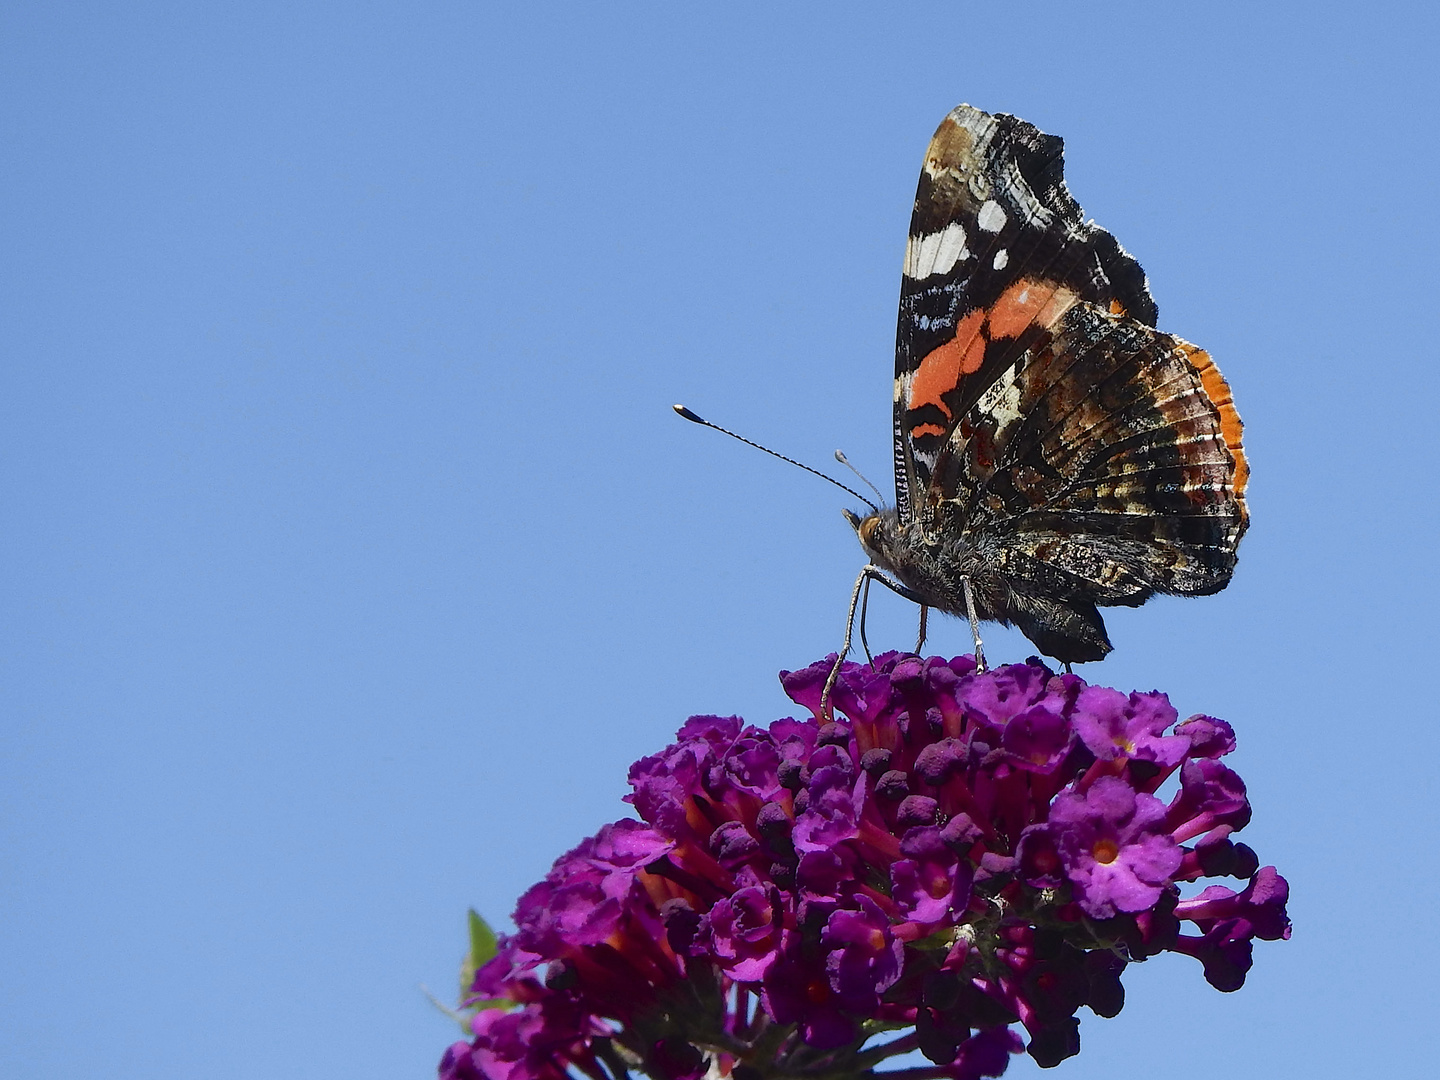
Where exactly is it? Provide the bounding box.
[844,506,903,571]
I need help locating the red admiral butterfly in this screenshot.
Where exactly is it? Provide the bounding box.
[678,105,1248,677]
[848,104,1248,667]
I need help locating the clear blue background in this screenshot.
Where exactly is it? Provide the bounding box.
[4,3,1435,1076]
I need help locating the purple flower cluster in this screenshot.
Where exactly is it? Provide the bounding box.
[441,654,1290,1080]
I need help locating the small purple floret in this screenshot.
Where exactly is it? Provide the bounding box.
[822,895,905,1011]
[1072,687,1190,767]
[1048,776,1183,918]
[700,884,784,981]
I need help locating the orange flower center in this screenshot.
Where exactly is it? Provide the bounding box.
[1092,838,1120,864]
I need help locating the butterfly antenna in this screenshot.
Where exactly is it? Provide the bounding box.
[833,449,885,505]
[673,405,878,512]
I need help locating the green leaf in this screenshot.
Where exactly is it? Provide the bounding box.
[468,909,499,965]
[460,909,500,1002]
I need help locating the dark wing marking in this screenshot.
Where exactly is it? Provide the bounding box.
[893,105,1156,529]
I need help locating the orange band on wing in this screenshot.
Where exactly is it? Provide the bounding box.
[987,279,1079,339]
[1178,341,1250,503]
[908,308,987,417]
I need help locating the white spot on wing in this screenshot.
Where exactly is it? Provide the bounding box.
[904,222,970,280]
[992,248,1008,270]
[976,200,1007,233]
[895,371,912,403]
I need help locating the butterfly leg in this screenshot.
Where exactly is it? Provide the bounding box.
[822,565,873,717]
[961,577,987,672]
[915,604,928,655]
[824,566,929,715]
[859,573,876,669]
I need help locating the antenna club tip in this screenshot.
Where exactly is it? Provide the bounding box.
[673,404,705,423]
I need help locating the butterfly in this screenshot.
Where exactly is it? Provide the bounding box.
[844,105,1249,669]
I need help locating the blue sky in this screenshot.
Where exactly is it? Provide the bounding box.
[3,3,1437,1077]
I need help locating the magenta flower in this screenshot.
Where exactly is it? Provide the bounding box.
[1071,687,1191,767]
[701,884,784,981]
[1044,776,1183,918]
[442,654,1291,1080]
[891,825,973,924]
[822,895,905,1012]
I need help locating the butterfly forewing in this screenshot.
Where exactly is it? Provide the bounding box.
[895,107,1160,530]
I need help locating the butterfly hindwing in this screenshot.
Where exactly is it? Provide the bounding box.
[980,304,1246,589]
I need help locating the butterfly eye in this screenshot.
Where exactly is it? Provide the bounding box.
[859,517,883,550]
